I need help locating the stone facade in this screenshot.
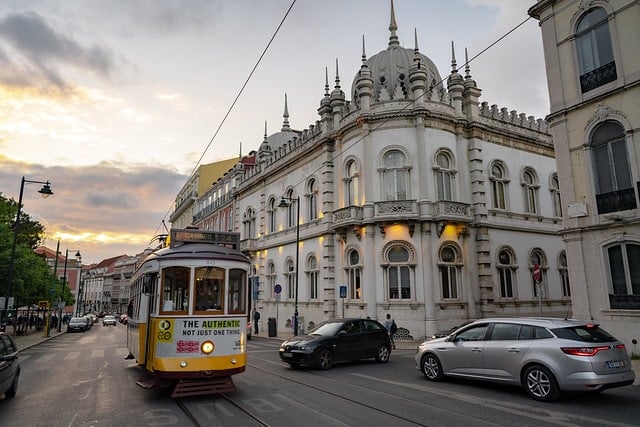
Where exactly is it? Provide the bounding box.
[529,0,640,351]
[191,2,567,340]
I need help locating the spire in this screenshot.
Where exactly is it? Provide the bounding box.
[451,40,457,72]
[334,58,341,90]
[324,67,330,95]
[413,28,421,67]
[464,48,471,79]
[281,93,290,131]
[361,35,368,67]
[264,121,268,141]
[388,0,399,48]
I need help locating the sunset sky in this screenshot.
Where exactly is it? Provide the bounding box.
[0,0,549,264]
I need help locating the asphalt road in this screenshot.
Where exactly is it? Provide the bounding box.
[3,324,640,427]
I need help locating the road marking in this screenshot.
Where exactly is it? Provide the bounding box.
[91,349,104,358]
[351,373,634,427]
[65,351,82,360]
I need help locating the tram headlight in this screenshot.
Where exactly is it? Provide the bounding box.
[201,340,215,354]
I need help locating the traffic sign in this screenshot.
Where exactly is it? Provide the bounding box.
[532,263,541,282]
[339,285,347,299]
[274,284,282,294]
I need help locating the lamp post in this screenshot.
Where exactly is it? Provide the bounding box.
[278,195,300,336]
[3,176,53,329]
[58,248,82,331]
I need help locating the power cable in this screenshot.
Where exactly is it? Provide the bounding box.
[151,0,298,239]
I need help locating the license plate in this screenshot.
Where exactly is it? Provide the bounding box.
[281,352,292,358]
[607,360,625,368]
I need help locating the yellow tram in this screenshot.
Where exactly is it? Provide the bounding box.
[126,228,251,397]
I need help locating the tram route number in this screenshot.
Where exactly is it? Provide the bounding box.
[157,319,173,342]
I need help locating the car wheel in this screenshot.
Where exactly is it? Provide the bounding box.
[374,344,390,363]
[523,364,560,402]
[5,372,19,398]
[316,349,333,370]
[421,353,444,381]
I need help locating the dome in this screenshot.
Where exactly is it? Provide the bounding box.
[350,2,443,103]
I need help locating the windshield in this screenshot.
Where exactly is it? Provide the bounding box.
[309,321,344,336]
[70,318,85,324]
[552,324,616,343]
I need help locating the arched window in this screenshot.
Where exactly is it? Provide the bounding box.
[433,150,455,201]
[345,159,360,206]
[243,207,256,239]
[530,249,547,299]
[307,254,319,300]
[522,168,539,214]
[286,258,296,300]
[346,249,362,300]
[382,149,409,201]
[284,189,297,228]
[606,242,640,309]
[267,197,276,233]
[591,121,635,214]
[266,262,276,299]
[307,178,318,221]
[550,173,562,218]
[227,210,233,232]
[558,251,571,298]
[489,161,508,210]
[383,242,414,300]
[439,244,461,300]
[576,7,616,93]
[497,248,516,299]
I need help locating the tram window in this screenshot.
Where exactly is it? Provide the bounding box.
[228,269,247,314]
[161,267,190,314]
[194,267,225,313]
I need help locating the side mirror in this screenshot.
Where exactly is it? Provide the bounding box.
[338,330,347,336]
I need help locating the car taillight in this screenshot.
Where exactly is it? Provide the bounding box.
[561,346,611,356]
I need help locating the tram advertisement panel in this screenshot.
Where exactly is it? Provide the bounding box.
[154,317,245,357]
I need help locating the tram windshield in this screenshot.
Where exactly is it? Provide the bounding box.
[194,267,225,313]
[160,267,190,314]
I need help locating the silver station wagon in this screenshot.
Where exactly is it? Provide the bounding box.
[415,317,635,401]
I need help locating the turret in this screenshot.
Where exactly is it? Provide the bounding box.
[462,48,482,119]
[447,41,464,115]
[355,36,374,112]
[409,29,428,107]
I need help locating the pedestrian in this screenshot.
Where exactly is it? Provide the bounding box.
[253,308,260,335]
[384,313,397,349]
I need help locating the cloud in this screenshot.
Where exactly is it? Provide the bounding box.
[0,11,118,91]
[0,156,187,263]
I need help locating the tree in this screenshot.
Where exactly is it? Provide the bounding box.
[0,193,57,309]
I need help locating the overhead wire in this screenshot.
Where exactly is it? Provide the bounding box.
[150,0,298,240]
[284,15,534,195]
[154,10,533,239]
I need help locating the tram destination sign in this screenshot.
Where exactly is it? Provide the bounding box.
[170,228,240,249]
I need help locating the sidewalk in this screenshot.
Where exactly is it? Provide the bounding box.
[8,327,65,352]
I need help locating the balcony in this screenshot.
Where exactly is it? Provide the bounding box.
[240,238,258,252]
[596,188,637,214]
[374,200,418,222]
[609,294,640,310]
[580,61,616,93]
[432,200,472,223]
[333,206,363,228]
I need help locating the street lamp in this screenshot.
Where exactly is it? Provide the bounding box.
[278,194,300,336]
[3,176,53,328]
[58,248,81,331]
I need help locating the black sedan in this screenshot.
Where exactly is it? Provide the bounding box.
[67,317,89,332]
[279,318,392,369]
[0,332,19,399]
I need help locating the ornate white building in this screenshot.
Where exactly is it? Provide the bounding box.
[192,2,567,340]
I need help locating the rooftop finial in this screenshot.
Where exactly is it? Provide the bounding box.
[334,58,341,90]
[324,67,330,95]
[361,35,368,66]
[282,93,290,131]
[464,48,471,78]
[388,0,399,48]
[263,121,268,140]
[451,41,457,71]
